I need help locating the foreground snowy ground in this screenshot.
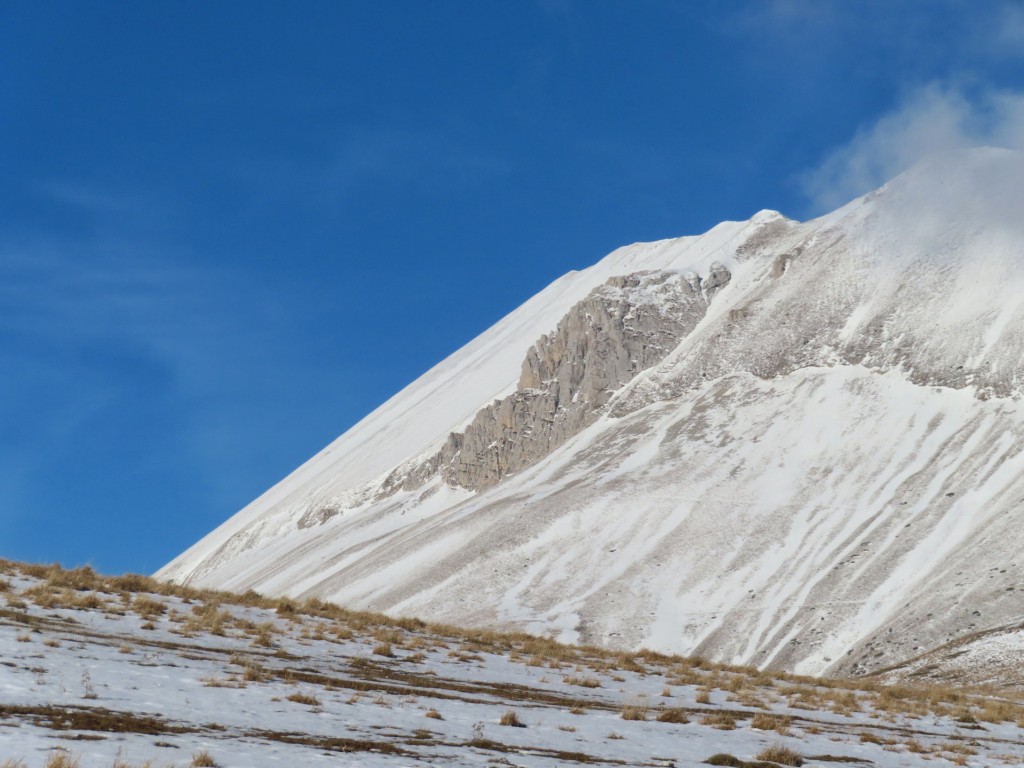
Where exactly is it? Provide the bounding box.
[2,561,1023,767]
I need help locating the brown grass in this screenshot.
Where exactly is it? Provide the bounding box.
[373,642,395,657]
[499,709,525,727]
[564,675,601,688]
[755,743,803,766]
[201,675,241,688]
[251,622,276,647]
[699,712,736,730]
[44,753,79,768]
[373,628,403,645]
[704,755,744,767]
[285,692,321,706]
[620,705,648,721]
[241,660,267,682]
[751,712,791,735]
[191,751,217,767]
[655,708,689,723]
[132,595,167,618]
[6,555,1022,742]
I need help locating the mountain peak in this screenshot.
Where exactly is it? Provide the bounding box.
[161,152,1024,681]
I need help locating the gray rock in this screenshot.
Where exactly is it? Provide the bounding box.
[379,266,730,494]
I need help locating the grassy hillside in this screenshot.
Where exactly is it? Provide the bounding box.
[2,559,1023,767]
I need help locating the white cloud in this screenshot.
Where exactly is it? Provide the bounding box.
[801,83,1024,213]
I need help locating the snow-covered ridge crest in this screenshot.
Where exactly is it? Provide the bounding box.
[159,207,793,582]
[161,148,1024,679]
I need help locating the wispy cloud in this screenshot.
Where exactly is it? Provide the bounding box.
[800,84,1024,213]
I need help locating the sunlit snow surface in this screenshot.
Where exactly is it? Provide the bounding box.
[161,148,1024,679]
[4,569,1024,767]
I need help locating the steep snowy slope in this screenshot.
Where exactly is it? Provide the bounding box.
[161,147,1024,679]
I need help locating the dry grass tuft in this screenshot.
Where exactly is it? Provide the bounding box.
[424,709,443,720]
[655,708,689,724]
[705,756,745,767]
[241,660,267,682]
[201,675,240,688]
[751,712,791,735]
[755,743,803,766]
[373,628,403,645]
[44,753,79,768]
[904,738,927,754]
[699,712,736,730]
[564,675,601,688]
[620,705,648,721]
[191,751,217,767]
[614,652,646,674]
[131,595,166,618]
[373,642,395,657]
[285,692,321,706]
[251,622,276,648]
[499,709,525,727]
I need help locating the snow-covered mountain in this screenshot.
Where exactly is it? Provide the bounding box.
[160,147,1024,680]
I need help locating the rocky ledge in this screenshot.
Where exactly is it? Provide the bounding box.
[380,265,731,494]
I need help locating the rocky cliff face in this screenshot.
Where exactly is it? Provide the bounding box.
[381,266,730,494]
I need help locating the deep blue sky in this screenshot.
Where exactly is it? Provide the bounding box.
[2,1,1023,574]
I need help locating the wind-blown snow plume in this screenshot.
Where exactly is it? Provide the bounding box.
[802,84,1024,213]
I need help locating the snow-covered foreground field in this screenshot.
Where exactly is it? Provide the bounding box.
[2,562,1023,767]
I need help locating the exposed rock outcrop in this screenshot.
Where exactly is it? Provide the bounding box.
[380,266,731,494]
